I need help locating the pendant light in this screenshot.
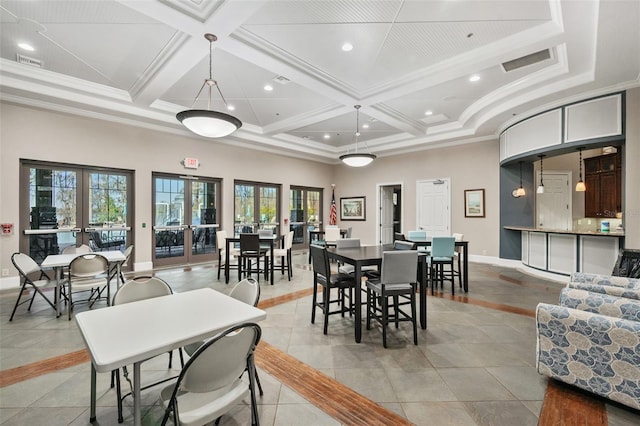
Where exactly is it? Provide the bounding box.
[576,147,586,192]
[537,155,545,194]
[514,161,526,197]
[339,105,376,167]
[176,34,242,138]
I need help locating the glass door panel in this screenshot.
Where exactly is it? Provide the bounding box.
[154,177,187,263]
[290,187,322,249]
[191,180,217,256]
[87,172,130,251]
[259,186,278,234]
[234,184,255,235]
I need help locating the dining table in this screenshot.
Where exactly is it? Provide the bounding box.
[224,234,284,284]
[75,288,266,426]
[326,244,429,343]
[405,237,470,292]
[41,250,126,317]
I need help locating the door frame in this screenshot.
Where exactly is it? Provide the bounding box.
[376,182,403,245]
[416,178,451,235]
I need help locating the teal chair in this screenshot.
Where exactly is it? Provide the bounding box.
[428,237,455,294]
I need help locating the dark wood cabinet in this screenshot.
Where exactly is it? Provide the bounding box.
[583,152,621,218]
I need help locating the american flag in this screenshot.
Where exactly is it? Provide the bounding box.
[329,187,337,225]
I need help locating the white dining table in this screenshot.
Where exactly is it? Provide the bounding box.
[75,288,267,426]
[41,250,126,317]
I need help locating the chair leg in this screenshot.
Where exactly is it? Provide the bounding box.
[366,287,372,330]
[254,365,264,396]
[323,285,330,335]
[311,279,318,324]
[411,291,418,345]
[393,295,400,328]
[115,368,124,423]
[382,295,388,348]
[8,283,28,322]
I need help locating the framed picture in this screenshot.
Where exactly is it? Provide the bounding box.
[464,189,485,218]
[340,196,366,221]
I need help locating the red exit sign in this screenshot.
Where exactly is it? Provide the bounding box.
[183,157,199,169]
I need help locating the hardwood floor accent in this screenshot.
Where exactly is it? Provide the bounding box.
[538,379,607,426]
[257,287,315,309]
[430,291,536,317]
[0,349,90,388]
[255,341,411,426]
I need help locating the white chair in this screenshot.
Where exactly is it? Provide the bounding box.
[61,244,92,254]
[159,323,262,426]
[109,244,133,287]
[110,276,180,423]
[216,230,240,280]
[366,250,419,348]
[67,253,109,320]
[324,226,342,246]
[271,230,294,280]
[9,252,61,321]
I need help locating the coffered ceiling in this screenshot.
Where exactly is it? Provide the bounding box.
[1,0,639,163]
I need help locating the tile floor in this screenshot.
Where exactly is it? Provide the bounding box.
[1,252,639,425]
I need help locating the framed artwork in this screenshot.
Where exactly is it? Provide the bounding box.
[340,196,366,221]
[464,189,485,218]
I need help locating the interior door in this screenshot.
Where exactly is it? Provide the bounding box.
[537,172,571,230]
[416,179,450,236]
[379,185,395,244]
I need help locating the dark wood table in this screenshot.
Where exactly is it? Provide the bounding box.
[326,244,428,343]
[224,235,284,284]
[406,238,469,292]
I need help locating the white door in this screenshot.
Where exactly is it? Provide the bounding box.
[379,186,395,244]
[537,172,571,230]
[417,179,450,236]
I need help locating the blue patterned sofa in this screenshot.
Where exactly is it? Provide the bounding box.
[536,280,640,410]
[567,272,640,300]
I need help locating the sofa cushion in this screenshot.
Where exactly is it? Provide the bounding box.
[560,287,640,322]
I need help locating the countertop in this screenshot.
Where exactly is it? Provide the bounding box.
[504,226,624,237]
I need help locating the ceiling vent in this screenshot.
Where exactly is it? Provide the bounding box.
[16,54,42,68]
[273,75,291,85]
[502,49,551,72]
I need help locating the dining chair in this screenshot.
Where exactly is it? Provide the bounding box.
[159,323,262,426]
[452,233,464,289]
[184,277,264,395]
[110,276,181,423]
[406,230,427,240]
[393,232,406,241]
[310,244,357,334]
[67,253,110,320]
[366,250,418,348]
[335,238,378,277]
[62,244,93,254]
[428,236,456,294]
[271,230,294,280]
[108,244,133,287]
[239,233,269,282]
[324,226,342,246]
[9,252,60,321]
[216,230,240,280]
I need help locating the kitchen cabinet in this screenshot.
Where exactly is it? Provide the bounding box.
[583,152,621,218]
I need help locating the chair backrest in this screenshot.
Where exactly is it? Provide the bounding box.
[431,236,455,257]
[62,244,93,255]
[310,244,330,279]
[179,323,261,393]
[407,230,427,241]
[393,240,416,250]
[89,231,105,248]
[11,252,41,276]
[285,230,294,250]
[121,244,134,267]
[336,238,361,249]
[346,227,353,238]
[69,254,108,278]
[216,230,228,252]
[324,227,341,243]
[381,251,418,284]
[112,276,173,305]
[239,233,260,253]
[452,233,464,253]
[393,232,406,241]
[229,277,260,307]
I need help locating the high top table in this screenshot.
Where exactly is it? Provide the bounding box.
[224,234,284,284]
[75,288,266,426]
[405,237,470,292]
[41,250,126,317]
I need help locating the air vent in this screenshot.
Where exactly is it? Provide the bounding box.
[273,75,291,85]
[16,54,42,68]
[502,49,551,72]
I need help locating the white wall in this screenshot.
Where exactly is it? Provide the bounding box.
[333,140,501,256]
[625,88,640,248]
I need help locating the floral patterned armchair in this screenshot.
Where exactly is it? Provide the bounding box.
[536,284,640,410]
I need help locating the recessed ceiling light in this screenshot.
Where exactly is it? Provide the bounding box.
[227,105,235,111]
[424,110,433,116]
[323,134,330,139]
[342,43,353,52]
[264,84,273,91]
[469,75,480,82]
[362,124,369,129]
[18,42,34,51]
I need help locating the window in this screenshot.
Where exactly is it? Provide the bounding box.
[234,181,280,235]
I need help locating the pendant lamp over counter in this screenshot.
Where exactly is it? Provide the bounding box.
[513,161,526,197]
[576,147,586,192]
[176,34,242,138]
[537,155,545,194]
[340,105,376,167]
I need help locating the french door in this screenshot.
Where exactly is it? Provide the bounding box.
[234,181,281,236]
[152,174,220,267]
[20,161,133,267]
[290,186,322,249]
